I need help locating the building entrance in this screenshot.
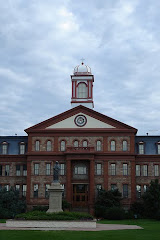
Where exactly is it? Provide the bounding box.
[73,184,88,207]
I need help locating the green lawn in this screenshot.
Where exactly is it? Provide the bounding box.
[0,219,160,240]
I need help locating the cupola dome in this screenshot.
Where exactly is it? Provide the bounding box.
[74,62,91,75]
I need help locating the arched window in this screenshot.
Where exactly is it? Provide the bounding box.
[96,140,102,151]
[46,140,52,151]
[77,83,87,98]
[60,141,66,151]
[82,140,88,148]
[74,140,79,148]
[111,140,116,151]
[19,142,25,154]
[2,142,8,154]
[122,140,128,151]
[35,140,40,151]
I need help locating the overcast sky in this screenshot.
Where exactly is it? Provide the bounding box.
[0,0,160,136]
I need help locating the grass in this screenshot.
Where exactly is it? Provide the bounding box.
[0,219,6,223]
[0,219,160,240]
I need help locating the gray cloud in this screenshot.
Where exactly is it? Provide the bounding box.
[0,0,160,136]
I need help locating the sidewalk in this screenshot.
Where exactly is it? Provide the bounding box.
[0,223,143,231]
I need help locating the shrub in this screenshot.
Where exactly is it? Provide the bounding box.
[130,201,144,218]
[0,187,26,219]
[15,211,94,220]
[32,206,48,212]
[62,199,71,210]
[104,207,125,220]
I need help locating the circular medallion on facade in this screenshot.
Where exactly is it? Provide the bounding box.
[74,115,87,127]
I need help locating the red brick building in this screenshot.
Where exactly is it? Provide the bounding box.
[0,62,160,214]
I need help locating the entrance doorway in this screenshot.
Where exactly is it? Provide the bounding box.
[73,184,88,207]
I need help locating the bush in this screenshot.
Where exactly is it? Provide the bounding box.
[32,206,48,212]
[104,207,125,220]
[130,201,144,218]
[15,211,94,221]
[0,187,26,219]
[62,200,71,210]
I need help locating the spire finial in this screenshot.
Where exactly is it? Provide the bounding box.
[80,58,85,65]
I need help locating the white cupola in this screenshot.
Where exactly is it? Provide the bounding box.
[71,61,94,109]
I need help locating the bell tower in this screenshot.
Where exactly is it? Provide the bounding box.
[71,61,94,109]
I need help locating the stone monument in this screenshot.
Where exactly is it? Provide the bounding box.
[47,161,63,213]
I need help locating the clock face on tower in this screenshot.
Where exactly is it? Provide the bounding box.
[74,115,87,127]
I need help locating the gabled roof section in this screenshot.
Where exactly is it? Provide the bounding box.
[25,105,137,133]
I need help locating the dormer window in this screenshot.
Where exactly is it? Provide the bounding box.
[157,141,160,154]
[20,142,25,154]
[1,142,8,154]
[122,140,128,151]
[46,140,52,151]
[35,140,40,151]
[111,140,116,151]
[138,142,144,154]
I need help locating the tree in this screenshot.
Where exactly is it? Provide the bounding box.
[142,179,160,219]
[95,189,122,218]
[0,187,26,219]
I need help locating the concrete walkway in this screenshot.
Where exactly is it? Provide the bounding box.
[0,223,143,231]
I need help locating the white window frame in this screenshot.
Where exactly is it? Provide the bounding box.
[16,165,21,176]
[111,140,116,151]
[35,140,40,151]
[46,163,51,175]
[96,140,102,151]
[74,140,79,148]
[111,163,116,176]
[143,165,148,176]
[5,165,10,176]
[154,165,159,177]
[82,140,88,148]
[2,142,8,154]
[20,143,25,154]
[122,140,128,151]
[22,184,27,197]
[136,185,141,198]
[139,143,144,154]
[136,165,140,176]
[60,141,66,151]
[46,140,52,151]
[34,163,39,175]
[96,163,102,175]
[60,163,65,175]
[23,164,27,176]
[75,166,87,175]
[123,163,128,176]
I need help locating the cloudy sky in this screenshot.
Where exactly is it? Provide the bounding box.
[0,0,160,136]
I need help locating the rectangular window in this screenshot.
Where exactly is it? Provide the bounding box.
[111,163,116,175]
[15,184,20,192]
[20,144,25,154]
[143,165,148,176]
[158,144,160,154]
[75,166,87,175]
[111,184,117,191]
[16,165,21,176]
[34,164,39,175]
[0,165,2,176]
[136,185,141,198]
[136,165,140,176]
[60,164,65,175]
[154,165,159,177]
[143,185,148,193]
[123,163,128,176]
[5,165,10,176]
[22,185,27,197]
[45,184,50,198]
[123,184,128,198]
[34,184,38,198]
[23,164,27,176]
[5,185,9,191]
[46,163,51,175]
[139,144,144,154]
[96,163,102,175]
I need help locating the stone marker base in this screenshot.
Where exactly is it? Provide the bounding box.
[47,182,63,213]
[6,220,96,228]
